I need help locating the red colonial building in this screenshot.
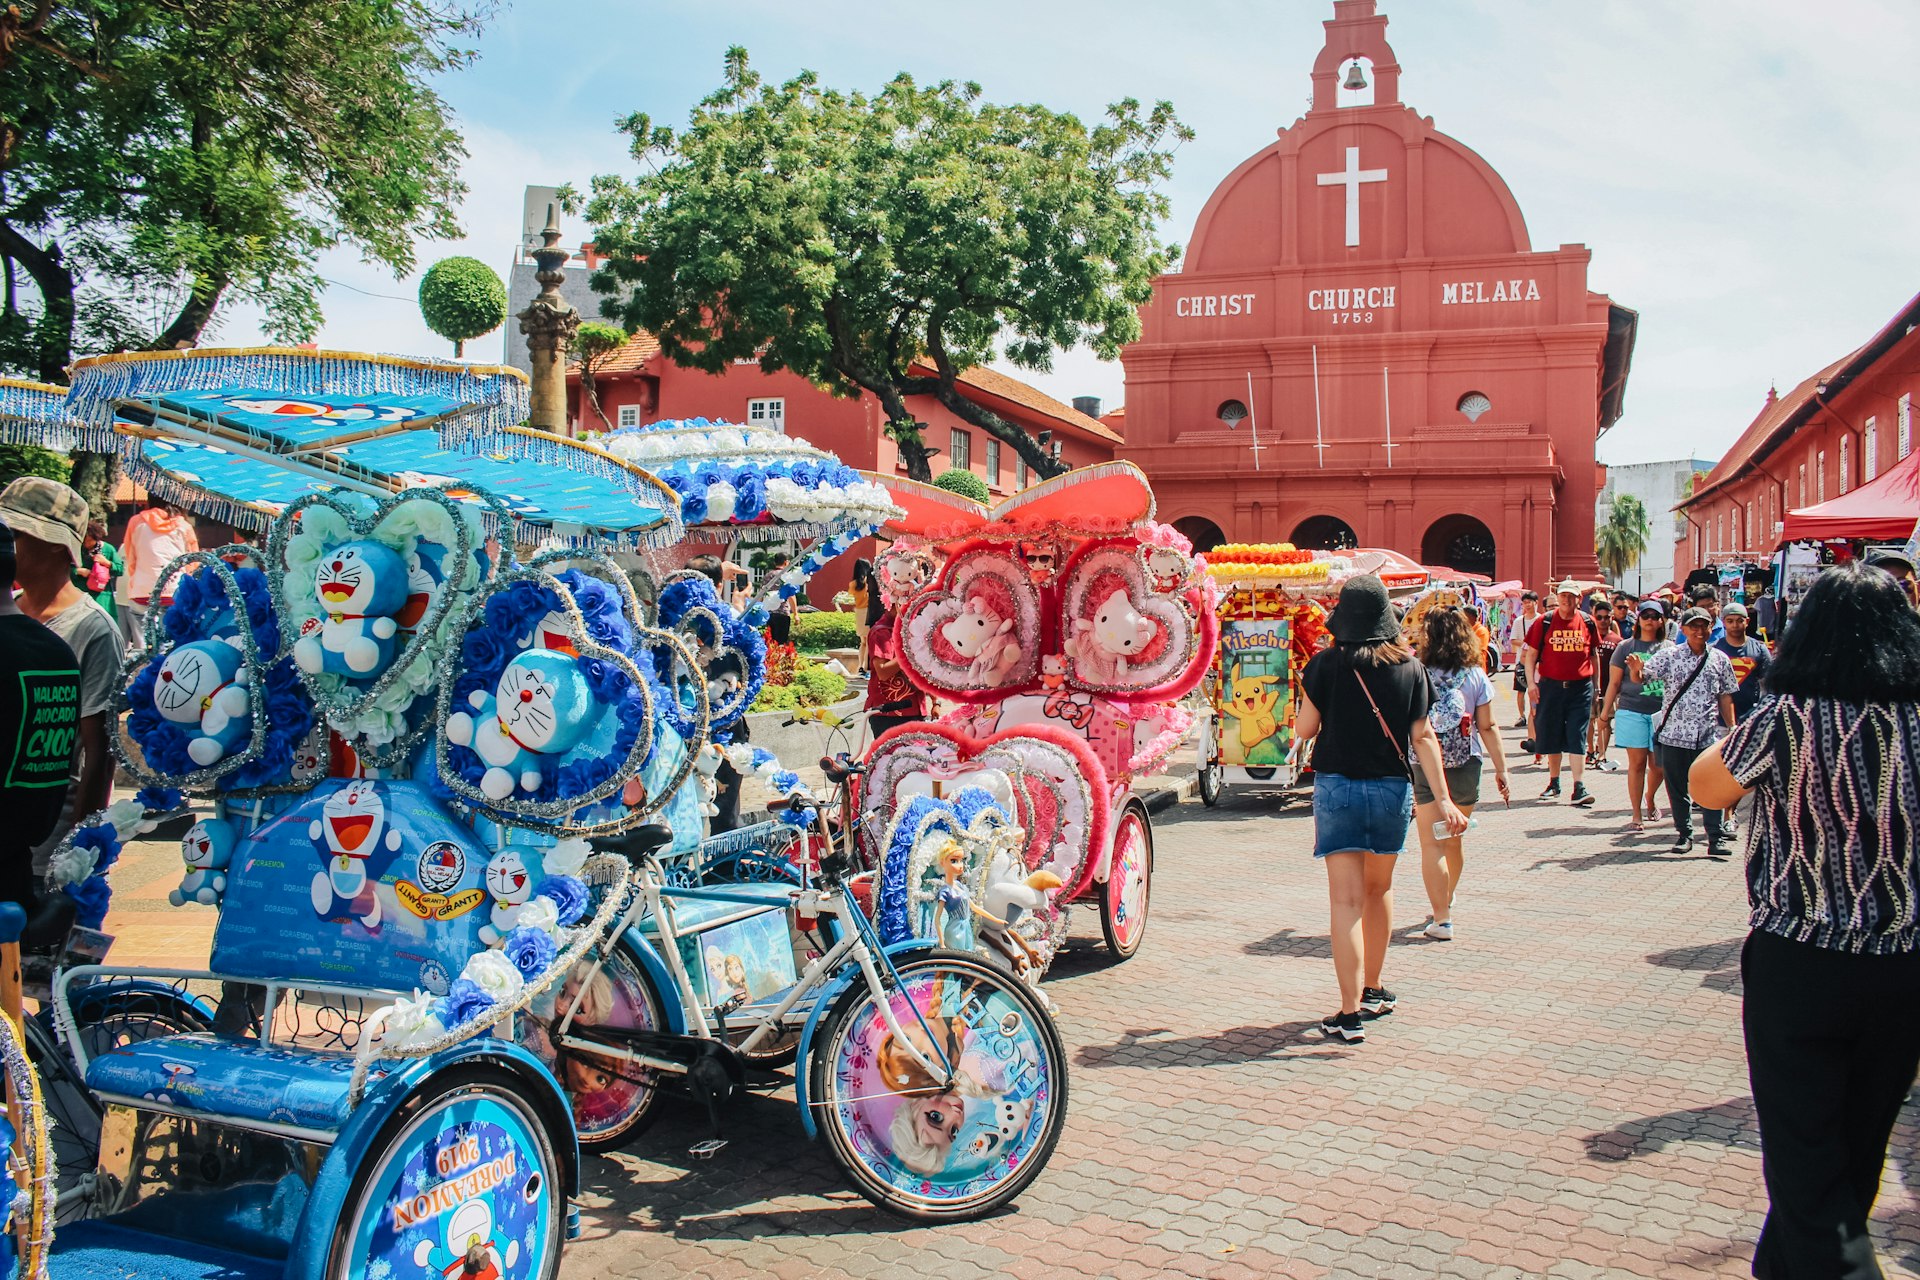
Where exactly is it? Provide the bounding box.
[1119,0,1636,584]
[1677,290,1920,578]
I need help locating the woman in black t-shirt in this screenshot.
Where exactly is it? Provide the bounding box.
[1297,575,1467,1044]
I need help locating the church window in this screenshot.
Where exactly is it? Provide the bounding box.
[1216,399,1249,430]
[1456,392,1491,423]
[1901,394,1913,460]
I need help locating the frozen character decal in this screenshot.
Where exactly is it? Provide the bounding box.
[293,539,409,677]
[444,650,605,801]
[412,1197,517,1280]
[478,849,533,947]
[152,639,252,766]
[171,817,237,907]
[308,780,401,928]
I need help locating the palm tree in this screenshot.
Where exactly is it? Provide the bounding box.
[1595,493,1651,584]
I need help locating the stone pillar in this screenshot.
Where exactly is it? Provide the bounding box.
[517,207,580,435]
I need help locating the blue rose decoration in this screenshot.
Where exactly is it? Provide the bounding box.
[733,470,767,521]
[503,926,557,982]
[438,979,495,1027]
[771,770,800,794]
[788,459,821,489]
[71,825,122,876]
[135,785,183,813]
[535,874,589,926]
[63,873,111,930]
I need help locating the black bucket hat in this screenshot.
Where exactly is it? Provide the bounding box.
[1329,574,1400,645]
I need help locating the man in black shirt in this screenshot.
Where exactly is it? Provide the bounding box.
[0,521,82,909]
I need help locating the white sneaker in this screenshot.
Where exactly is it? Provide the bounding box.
[1424,919,1453,941]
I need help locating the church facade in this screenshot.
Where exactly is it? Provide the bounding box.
[1120,0,1635,584]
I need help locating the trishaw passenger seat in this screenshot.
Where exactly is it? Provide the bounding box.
[604,823,675,863]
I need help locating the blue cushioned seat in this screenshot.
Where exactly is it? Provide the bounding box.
[85,1034,392,1134]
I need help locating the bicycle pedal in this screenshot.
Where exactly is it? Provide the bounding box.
[687,1138,728,1160]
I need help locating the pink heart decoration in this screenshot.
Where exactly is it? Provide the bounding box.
[1059,539,1215,701]
[861,721,1108,899]
[897,543,1044,702]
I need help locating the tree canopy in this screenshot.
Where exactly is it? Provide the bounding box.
[419,256,507,357]
[0,0,486,383]
[571,320,627,432]
[577,48,1188,481]
[932,467,990,504]
[1595,492,1652,581]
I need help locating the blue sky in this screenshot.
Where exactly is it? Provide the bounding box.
[219,0,1920,467]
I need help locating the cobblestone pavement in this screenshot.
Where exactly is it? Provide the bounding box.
[96,727,1920,1278]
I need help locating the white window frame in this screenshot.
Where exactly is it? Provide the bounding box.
[1015,456,1029,489]
[984,438,1001,487]
[747,397,786,432]
[1867,417,1880,479]
[616,404,641,429]
[1818,449,1827,502]
[949,428,972,471]
[1840,435,1851,494]
[1798,463,1807,508]
[1901,394,1913,460]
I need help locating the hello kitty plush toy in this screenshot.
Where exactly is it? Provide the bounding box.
[446,650,604,801]
[478,848,533,946]
[294,540,409,677]
[171,816,238,906]
[152,639,252,766]
[1070,588,1155,684]
[942,595,1021,686]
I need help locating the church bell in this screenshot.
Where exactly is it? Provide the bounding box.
[1343,60,1368,90]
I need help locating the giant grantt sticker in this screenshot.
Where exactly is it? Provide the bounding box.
[350,1096,554,1280]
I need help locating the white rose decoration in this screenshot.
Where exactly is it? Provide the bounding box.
[542,839,590,878]
[513,895,561,938]
[705,481,738,523]
[105,798,154,840]
[378,991,448,1052]
[47,841,97,889]
[460,949,525,1005]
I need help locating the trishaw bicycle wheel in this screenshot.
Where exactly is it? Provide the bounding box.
[808,952,1066,1222]
[529,937,667,1154]
[327,1064,564,1280]
[1099,800,1153,959]
[1198,757,1223,806]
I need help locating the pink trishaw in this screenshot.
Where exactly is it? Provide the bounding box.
[855,464,1216,967]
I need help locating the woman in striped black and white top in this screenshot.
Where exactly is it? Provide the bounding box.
[1692,561,1920,1280]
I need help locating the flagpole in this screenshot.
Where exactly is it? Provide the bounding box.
[1382,364,1394,469]
[1312,345,1326,469]
[1245,370,1262,471]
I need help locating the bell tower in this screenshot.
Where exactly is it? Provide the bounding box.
[1309,0,1402,113]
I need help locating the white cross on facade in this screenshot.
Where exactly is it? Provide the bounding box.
[1316,146,1387,248]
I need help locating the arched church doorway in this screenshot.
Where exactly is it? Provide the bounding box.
[1172,516,1225,554]
[1290,515,1358,552]
[1421,514,1497,578]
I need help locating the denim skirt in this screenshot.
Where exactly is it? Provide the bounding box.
[1312,772,1414,858]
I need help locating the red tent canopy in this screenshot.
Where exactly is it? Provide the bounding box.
[1781,448,1920,543]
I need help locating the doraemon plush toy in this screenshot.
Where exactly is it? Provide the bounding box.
[152,639,252,766]
[446,650,604,801]
[170,816,238,906]
[293,540,409,677]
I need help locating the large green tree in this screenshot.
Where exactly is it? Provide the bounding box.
[577,48,1188,481]
[1595,492,1651,582]
[0,0,484,386]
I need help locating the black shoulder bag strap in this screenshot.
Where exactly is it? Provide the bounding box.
[1654,650,1710,749]
[1352,666,1415,781]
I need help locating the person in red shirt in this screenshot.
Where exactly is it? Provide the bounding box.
[1522,580,1599,806]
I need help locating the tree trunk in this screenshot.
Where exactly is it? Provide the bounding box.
[0,220,73,383]
[885,419,936,482]
[68,450,119,523]
[922,318,1066,479]
[147,274,228,352]
[580,362,613,432]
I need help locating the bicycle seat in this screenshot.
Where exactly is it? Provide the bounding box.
[603,823,675,863]
[21,893,76,954]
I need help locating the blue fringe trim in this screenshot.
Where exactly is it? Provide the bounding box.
[0,379,117,453]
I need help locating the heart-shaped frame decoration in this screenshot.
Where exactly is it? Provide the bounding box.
[655,569,765,737]
[860,721,1107,906]
[270,488,487,752]
[897,542,1045,702]
[118,549,322,796]
[1059,538,1213,701]
[434,560,698,832]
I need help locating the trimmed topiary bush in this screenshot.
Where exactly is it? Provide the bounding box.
[791,610,859,652]
[933,467,990,504]
[419,256,509,357]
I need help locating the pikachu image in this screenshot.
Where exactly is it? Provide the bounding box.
[1223,661,1286,766]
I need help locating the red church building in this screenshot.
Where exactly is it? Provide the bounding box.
[1119,0,1636,584]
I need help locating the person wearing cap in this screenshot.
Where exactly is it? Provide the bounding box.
[1690,584,1724,644]
[1296,575,1468,1044]
[0,519,84,912]
[1599,599,1673,832]
[1521,579,1601,806]
[1504,590,1541,729]
[0,478,120,879]
[1634,606,1738,856]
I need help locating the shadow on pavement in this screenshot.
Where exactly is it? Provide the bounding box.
[1075,1019,1351,1068]
[1242,924,1445,959]
[1583,1096,1759,1161]
[1647,937,1744,994]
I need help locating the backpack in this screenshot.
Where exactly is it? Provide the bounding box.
[1425,667,1479,768]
